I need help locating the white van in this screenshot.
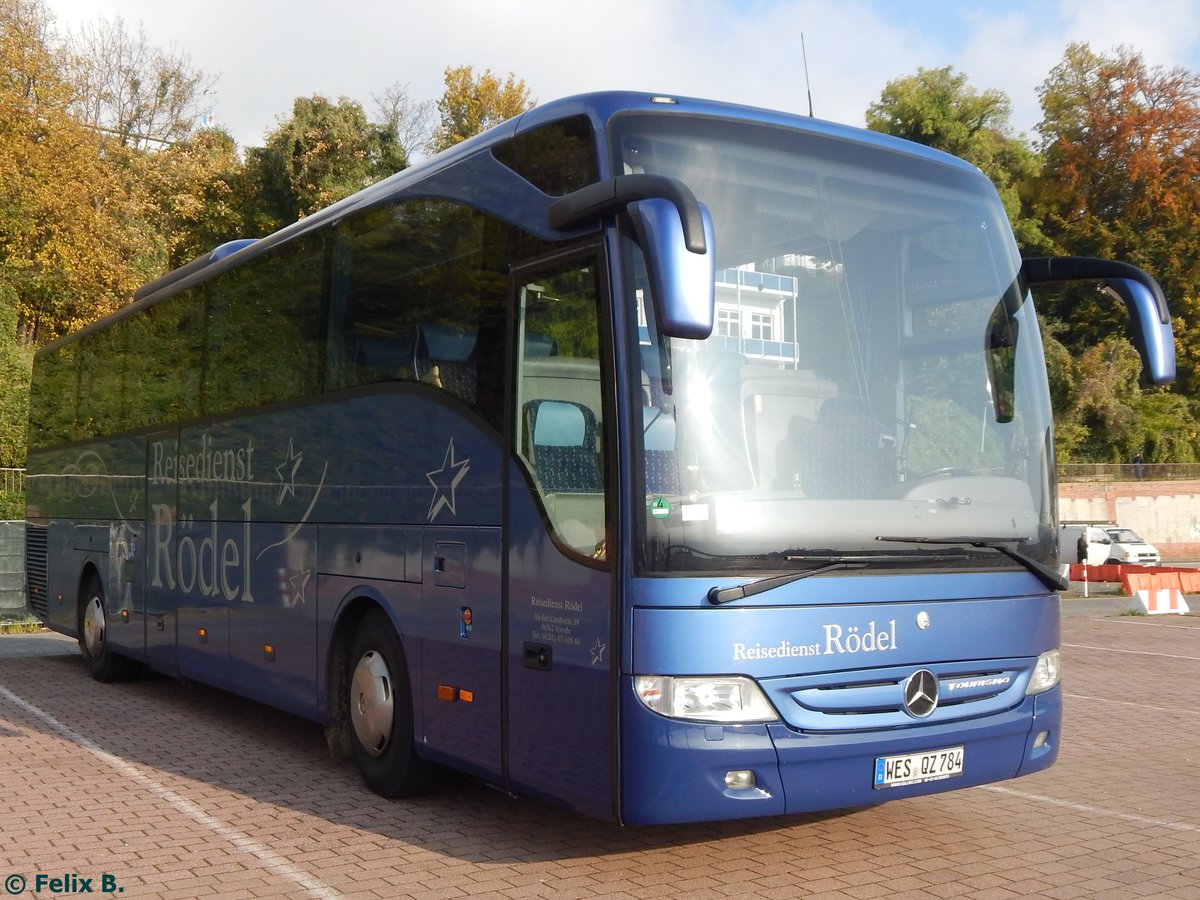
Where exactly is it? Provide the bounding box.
[1101,527,1162,566]
[1059,524,1161,567]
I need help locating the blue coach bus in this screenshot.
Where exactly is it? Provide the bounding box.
[25,92,1175,824]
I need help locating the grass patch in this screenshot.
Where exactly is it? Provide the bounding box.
[0,618,45,634]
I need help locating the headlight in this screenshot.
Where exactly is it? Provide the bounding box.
[1026,649,1061,695]
[635,675,779,723]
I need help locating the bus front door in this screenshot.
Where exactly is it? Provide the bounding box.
[503,259,616,820]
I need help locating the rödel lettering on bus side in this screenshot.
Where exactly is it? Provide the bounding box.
[151,498,256,603]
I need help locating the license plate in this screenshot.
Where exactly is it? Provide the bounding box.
[873,746,964,789]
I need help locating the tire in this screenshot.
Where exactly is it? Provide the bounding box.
[346,609,440,797]
[78,577,140,683]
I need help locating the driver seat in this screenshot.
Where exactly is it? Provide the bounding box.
[805,398,892,499]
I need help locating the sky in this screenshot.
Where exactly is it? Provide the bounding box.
[39,0,1200,151]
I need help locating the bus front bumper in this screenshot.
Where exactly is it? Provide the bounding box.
[618,683,1061,825]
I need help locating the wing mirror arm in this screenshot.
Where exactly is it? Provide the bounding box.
[550,174,716,340]
[549,174,708,253]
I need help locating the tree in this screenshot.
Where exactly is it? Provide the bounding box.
[0,0,151,345]
[1036,44,1200,394]
[244,95,408,230]
[65,15,215,150]
[430,65,534,154]
[374,81,435,164]
[131,127,248,270]
[1051,336,1200,463]
[867,66,1049,252]
[869,56,1200,463]
[867,66,1011,159]
[0,283,30,471]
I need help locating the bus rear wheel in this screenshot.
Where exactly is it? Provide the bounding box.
[79,578,139,682]
[346,609,439,797]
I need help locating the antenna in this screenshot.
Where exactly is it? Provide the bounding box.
[801,33,814,117]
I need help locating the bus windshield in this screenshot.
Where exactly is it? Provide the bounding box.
[615,114,1056,573]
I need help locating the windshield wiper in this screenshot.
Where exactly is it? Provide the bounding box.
[876,535,1068,592]
[706,549,977,605]
[707,562,867,604]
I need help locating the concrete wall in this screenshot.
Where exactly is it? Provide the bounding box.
[0,521,25,619]
[1058,480,1200,560]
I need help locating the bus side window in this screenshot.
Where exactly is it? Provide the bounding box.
[204,235,326,416]
[515,260,607,561]
[333,199,506,430]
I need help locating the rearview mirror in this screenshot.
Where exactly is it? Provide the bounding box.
[628,197,715,339]
[1022,256,1175,384]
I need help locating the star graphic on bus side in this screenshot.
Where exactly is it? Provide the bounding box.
[426,438,470,521]
[287,569,312,608]
[275,438,303,504]
[589,637,607,666]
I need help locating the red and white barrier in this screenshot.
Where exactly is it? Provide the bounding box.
[1066,564,1194,614]
[1127,572,1191,615]
[1132,587,1190,615]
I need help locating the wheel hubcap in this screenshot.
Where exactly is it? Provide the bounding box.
[350,650,394,758]
[83,596,105,659]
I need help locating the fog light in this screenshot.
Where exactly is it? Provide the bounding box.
[1033,730,1050,749]
[724,769,756,790]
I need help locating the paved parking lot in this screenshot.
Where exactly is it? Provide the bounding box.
[1,604,1198,899]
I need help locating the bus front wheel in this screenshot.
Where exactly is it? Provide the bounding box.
[78,578,139,682]
[346,609,439,797]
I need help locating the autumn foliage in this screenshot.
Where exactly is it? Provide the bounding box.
[871,53,1200,464]
[1037,45,1200,395]
[1,0,1199,469]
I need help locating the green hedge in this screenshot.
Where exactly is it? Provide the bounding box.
[0,492,22,521]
